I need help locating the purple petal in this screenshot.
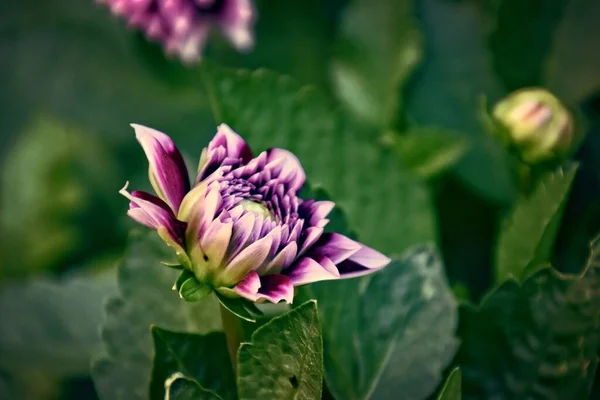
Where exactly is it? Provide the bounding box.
[197,124,252,182]
[120,184,184,245]
[348,244,391,269]
[185,182,222,245]
[336,244,391,279]
[311,233,361,264]
[199,215,234,270]
[210,124,253,162]
[232,270,261,297]
[308,201,335,226]
[287,257,340,286]
[261,241,298,275]
[131,124,190,213]
[264,148,306,191]
[234,272,294,304]
[218,0,255,51]
[227,212,256,259]
[298,226,324,257]
[220,233,273,287]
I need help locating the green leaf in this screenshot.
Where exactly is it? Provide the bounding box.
[495,164,578,283]
[214,292,263,323]
[237,300,323,400]
[92,232,223,400]
[165,374,223,400]
[488,0,568,91]
[436,367,461,400]
[201,63,436,256]
[0,269,117,376]
[456,238,600,399]
[406,0,517,204]
[150,327,235,400]
[302,246,458,400]
[393,128,470,178]
[546,0,600,104]
[331,0,421,127]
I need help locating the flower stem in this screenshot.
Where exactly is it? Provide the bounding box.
[219,303,245,371]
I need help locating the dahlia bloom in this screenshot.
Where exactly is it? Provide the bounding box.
[120,124,390,304]
[97,0,255,62]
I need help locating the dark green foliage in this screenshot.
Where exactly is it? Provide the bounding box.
[456,239,600,399]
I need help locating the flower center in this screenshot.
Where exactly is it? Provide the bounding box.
[238,199,274,220]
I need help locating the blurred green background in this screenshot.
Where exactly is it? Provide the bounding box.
[1,0,600,398]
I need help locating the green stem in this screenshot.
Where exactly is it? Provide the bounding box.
[219,303,245,371]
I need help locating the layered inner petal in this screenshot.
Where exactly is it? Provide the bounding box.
[197,124,252,182]
[263,148,306,192]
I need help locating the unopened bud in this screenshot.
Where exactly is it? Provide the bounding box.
[493,88,573,163]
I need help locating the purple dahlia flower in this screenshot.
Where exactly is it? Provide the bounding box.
[97,0,254,62]
[120,124,391,304]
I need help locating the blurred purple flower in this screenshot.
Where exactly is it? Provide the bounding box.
[121,124,391,304]
[97,0,255,62]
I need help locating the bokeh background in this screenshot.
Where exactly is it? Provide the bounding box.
[1,0,600,398]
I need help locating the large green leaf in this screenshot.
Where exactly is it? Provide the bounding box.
[201,63,436,256]
[331,0,421,127]
[456,238,600,399]
[92,232,222,400]
[488,0,568,91]
[237,300,322,400]
[393,128,469,179]
[436,367,462,400]
[407,0,516,204]
[495,165,578,283]
[0,269,117,376]
[165,374,223,400]
[302,246,458,400]
[150,327,235,400]
[546,0,600,104]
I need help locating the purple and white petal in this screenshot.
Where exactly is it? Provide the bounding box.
[220,233,273,286]
[297,226,324,257]
[335,244,391,279]
[131,124,190,213]
[310,232,361,264]
[120,184,185,245]
[264,148,306,191]
[199,215,234,270]
[286,256,340,286]
[234,272,294,304]
[210,124,252,162]
[217,0,255,51]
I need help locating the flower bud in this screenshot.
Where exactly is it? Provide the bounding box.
[493,88,574,163]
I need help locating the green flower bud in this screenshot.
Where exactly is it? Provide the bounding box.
[493,88,574,163]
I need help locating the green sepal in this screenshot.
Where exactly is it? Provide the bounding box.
[215,291,263,323]
[173,270,213,302]
[173,270,194,291]
[161,261,184,270]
